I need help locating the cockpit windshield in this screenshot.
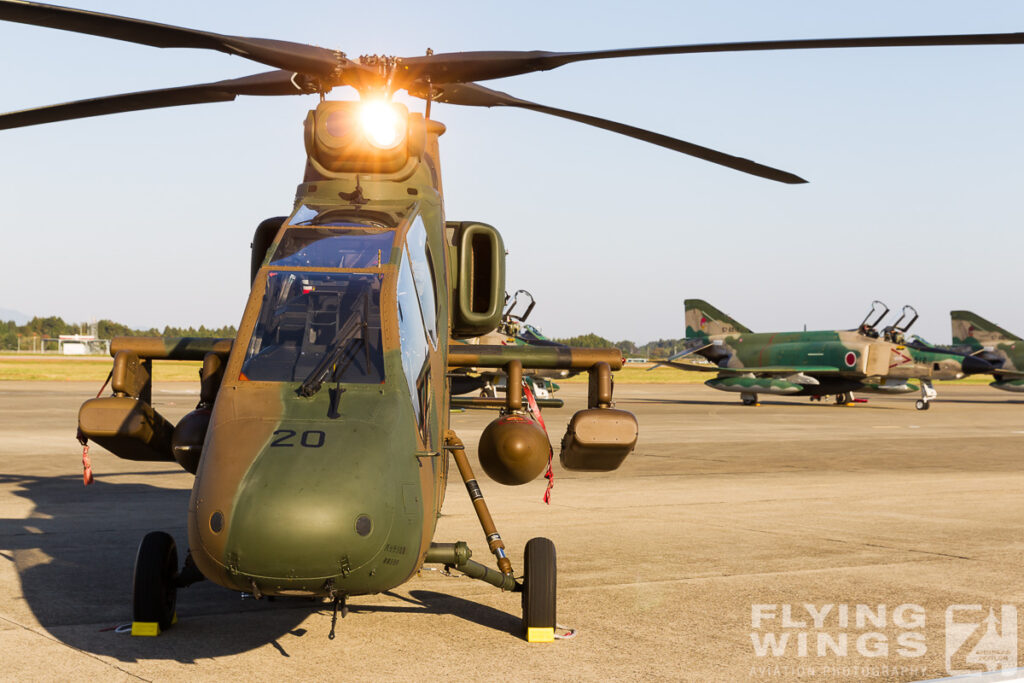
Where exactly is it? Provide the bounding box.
[269,228,395,269]
[241,271,384,384]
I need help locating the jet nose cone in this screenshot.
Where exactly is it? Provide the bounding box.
[962,354,995,375]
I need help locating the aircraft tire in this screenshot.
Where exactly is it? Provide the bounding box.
[915,400,930,411]
[133,531,179,631]
[522,537,556,640]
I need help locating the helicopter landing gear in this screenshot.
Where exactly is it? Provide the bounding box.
[740,392,758,406]
[436,431,555,642]
[915,380,937,410]
[522,537,557,643]
[131,531,178,636]
[835,392,855,405]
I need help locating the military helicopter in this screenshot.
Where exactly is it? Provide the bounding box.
[3,0,1023,643]
[651,299,994,409]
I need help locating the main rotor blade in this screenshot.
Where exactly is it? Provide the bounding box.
[398,33,1024,84]
[421,83,806,184]
[0,70,311,130]
[0,0,348,80]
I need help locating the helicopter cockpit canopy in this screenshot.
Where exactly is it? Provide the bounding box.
[240,271,384,384]
[269,228,395,269]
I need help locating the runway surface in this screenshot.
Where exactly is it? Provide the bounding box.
[1,381,1022,681]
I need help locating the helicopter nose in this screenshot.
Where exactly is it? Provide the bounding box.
[188,414,418,591]
[961,354,996,375]
[216,433,403,583]
[225,476,391,582]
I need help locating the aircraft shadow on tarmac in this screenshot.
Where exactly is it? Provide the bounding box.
[0,473,519,663]
[351,590,520,634]
[932,397,1024,405]
[618,396,904,409]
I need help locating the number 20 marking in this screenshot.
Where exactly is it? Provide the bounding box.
[271,429,326,448]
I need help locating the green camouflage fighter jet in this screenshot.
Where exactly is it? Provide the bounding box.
[451,290,573,400]
[951,310,1024,392]
[651,299,994,409]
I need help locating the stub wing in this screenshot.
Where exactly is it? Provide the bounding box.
[713,365,841,376]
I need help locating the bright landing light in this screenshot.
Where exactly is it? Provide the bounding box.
[359,100,405,149]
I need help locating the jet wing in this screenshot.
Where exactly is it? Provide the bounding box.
[650,359,720,372]
[646,343,715,371]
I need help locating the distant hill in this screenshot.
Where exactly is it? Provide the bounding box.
[0,308,29,325]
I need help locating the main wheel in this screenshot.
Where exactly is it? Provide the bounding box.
[521,537,556,642]
[915,399,930,411]
[132,531,179,633]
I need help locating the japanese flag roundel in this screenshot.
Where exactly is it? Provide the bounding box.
[844,351,857,367]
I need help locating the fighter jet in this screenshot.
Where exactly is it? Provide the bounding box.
[450,290,571,400]
[651,299,993,409]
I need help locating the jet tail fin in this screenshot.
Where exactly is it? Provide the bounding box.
[684,299,751,340]
[951,310,1021,348]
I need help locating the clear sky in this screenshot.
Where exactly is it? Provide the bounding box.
[2,0,1022,344]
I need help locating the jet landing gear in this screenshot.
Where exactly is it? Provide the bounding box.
[740,392,759,406]
[835,392,855,405]
[915,379,937,410]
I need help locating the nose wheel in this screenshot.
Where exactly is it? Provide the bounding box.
[522,537,557,643]
[131,531,179,636]
[916,379,937,410]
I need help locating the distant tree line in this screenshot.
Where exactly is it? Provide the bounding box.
[554,334,687,359]
[0,316,236,350]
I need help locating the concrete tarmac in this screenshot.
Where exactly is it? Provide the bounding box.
[1,381,1022,681]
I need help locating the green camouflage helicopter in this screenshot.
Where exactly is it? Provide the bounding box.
[950,310,1024,392]
[651,299,994,409]
[3,0,1022,643]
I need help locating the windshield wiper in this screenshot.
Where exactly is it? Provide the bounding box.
[297,291,369,397]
